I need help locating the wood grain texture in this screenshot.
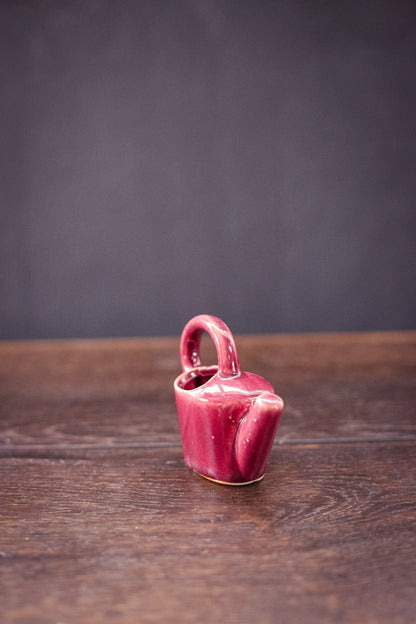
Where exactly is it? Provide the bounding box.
[0,332,415,447]
[0,332,415,623]
[1,444,415,624]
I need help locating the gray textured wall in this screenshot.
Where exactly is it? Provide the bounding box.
[1,0,415,339]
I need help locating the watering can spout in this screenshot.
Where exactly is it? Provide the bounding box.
[235,392,284,481]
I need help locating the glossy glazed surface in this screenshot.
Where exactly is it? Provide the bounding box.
[174,315,284,484]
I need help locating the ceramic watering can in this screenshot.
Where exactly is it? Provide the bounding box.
[174,315,284,485]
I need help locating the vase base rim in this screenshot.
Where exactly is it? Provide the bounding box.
[194,471,265,486]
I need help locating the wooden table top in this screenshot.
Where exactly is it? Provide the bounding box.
[1,332,415,624]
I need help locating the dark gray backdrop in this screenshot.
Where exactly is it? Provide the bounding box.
[1,0,415,339]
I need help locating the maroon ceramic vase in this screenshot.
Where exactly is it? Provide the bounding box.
[174,315,284,485]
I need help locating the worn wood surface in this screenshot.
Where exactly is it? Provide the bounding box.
[1,332,415,623]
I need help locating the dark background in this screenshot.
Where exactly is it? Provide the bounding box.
[1,0,415,340]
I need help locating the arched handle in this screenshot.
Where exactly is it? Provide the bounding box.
[180,315,240,377]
